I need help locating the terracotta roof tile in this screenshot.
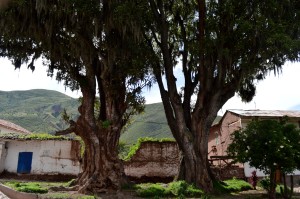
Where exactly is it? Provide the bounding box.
[0,119,31,134]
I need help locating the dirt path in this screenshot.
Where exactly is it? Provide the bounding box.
[0,191,9,199]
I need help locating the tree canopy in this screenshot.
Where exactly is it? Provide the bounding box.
[0,0,153,194]
[141,0,300,191]
[228,119,300,198]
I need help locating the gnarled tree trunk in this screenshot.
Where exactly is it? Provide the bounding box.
[75,124,124,194]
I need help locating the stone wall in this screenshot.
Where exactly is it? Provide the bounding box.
[124,141,180,183]
[124,141,247,182]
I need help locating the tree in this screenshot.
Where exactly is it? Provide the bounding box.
[227,119,300,199]
[0,0,152,194]
[142,0,300,192]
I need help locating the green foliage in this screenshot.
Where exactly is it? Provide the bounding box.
[122,137,175,161]
[228,120,300,174]
[0,132,71,140]
[101,120,111,129]
[118,141,131,160]
[213,178,252,193]
[258,177,271,191]
[135,181,204,198]
[228,119,300,198]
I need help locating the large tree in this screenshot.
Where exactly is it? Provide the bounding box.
[0,0,151,194]
[142,0,300,192]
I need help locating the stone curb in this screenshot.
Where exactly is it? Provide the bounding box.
[0,183,38,199]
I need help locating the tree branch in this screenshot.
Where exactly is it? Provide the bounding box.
[55,125,76,136]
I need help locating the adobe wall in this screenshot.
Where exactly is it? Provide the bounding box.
[124,141,180,182]
[208,112,241,164]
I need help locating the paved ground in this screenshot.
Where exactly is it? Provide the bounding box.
[0,191,9,199]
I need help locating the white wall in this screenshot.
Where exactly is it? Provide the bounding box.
[244,162,300,177]
[3,140,81,175]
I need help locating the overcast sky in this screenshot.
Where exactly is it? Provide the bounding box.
[1,57,300,113]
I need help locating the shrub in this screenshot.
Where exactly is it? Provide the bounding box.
[258,177,271,191]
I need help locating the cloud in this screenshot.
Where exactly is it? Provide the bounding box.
[0,58,80,98]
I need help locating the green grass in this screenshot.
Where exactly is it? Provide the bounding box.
[39,193,95,199]
[135,181,204,198]
[3,181,48,193]
[1,180,95,198]
[213,178,252,194]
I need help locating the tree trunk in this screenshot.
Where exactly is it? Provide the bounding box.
[75,123,124,194]
[177,139,213,192]
[269,169,277,199]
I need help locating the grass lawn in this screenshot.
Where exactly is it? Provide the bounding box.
[1,178,300,199]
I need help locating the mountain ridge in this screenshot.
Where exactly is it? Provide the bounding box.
[0,89,79,133]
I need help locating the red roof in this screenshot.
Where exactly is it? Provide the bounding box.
[0,119,31,134]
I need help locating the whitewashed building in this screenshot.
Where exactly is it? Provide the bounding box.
[0,119,81,176]
[0,138,81,176]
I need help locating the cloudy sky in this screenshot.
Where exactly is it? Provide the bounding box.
[1,57,299,113]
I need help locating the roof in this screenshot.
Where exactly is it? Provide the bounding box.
[0,119,31,134]
[228,109,300,118]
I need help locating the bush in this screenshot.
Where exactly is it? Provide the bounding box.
[258,177,271,191]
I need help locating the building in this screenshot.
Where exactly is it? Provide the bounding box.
[0,119,31,135]
[0,119,81,178]
[0,138,81,177]
[208,109,300,178]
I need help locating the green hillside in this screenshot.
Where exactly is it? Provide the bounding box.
[0,89,221,144]
[0,89,79,133]
[120,102,173,144]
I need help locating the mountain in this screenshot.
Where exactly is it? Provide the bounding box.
[120,103,173,144]
[0,89,79,134]
[0,89,221,144]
